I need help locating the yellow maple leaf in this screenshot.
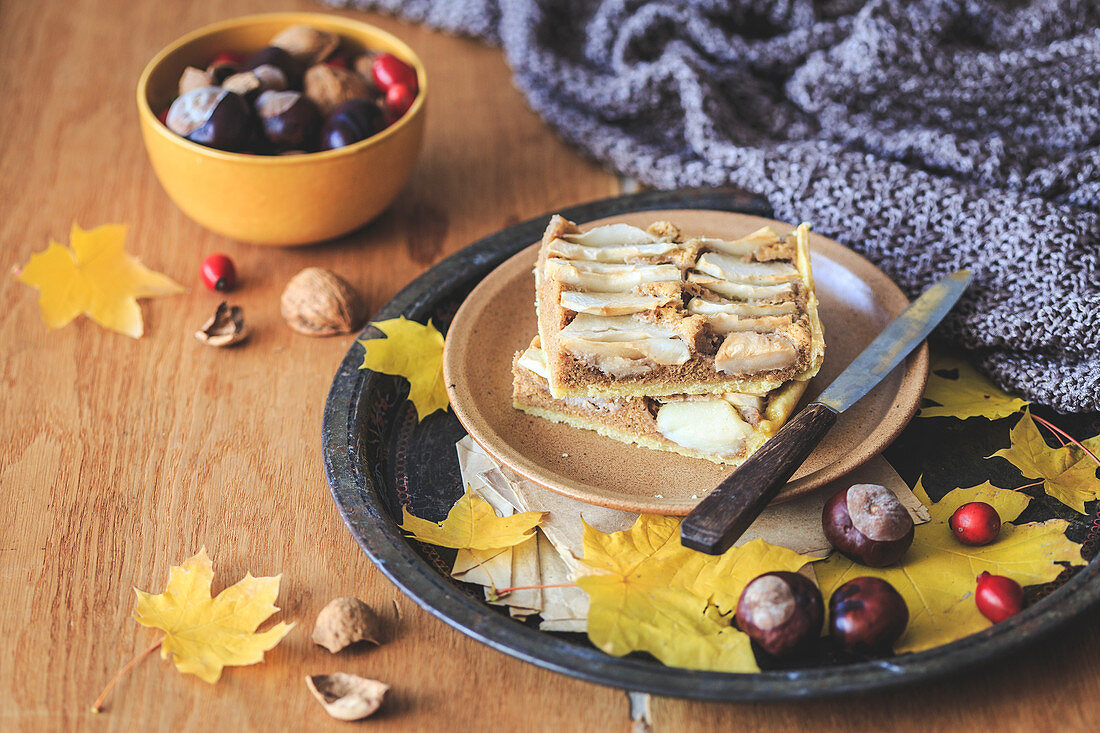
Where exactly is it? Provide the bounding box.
[14,223,184,338]
[133,548,294,684]
[917,352,1028,420]
[816,481,1081,654]
[577,515,813,673]
[359,317,449,421]
[989,411,1100,513]
[400,489,545,551]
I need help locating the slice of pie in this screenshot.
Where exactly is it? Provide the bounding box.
[535,216,825,399]
[512,338,808,465]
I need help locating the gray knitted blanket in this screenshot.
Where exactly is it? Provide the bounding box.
[327,0,1100,412]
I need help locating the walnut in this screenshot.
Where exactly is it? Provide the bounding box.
[304,64,372,117]
[281,268,365,336]
[312,597,381,653]
[353,54,375,83]
[194,302,248,347]
[270,24,340,65]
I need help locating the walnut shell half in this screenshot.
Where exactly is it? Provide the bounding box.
[270,24,340,65]
[280,267,365,336]
[304,64,372,117]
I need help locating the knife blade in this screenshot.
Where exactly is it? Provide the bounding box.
[680,269,973,555]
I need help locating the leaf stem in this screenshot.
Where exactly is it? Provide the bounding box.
[90,637,162,714]
[493,582,578,596]
[1031,413,1100,468]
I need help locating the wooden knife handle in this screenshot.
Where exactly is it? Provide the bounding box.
[680,401,839,555]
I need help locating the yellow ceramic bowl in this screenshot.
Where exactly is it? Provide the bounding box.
[137,12,426,246]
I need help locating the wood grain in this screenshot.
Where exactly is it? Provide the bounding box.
[1,0,1098,731]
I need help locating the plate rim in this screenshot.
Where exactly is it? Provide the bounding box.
[322,187,1100,701]
[441,211,930,514]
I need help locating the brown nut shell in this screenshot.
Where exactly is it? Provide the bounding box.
[195,302,248,347]
[271,24,340,65]
[312,597,382,653]
[306,673,389,721]
[281,268,365,336]
[304,64,372,117]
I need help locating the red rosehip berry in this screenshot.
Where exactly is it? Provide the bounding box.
[209,51,244,68]
[385,83,415,122]
[325,53,349,70]
[157,107,170,126]
[975,572,1024,623]
[949,502,1001,546]
[200,253,237,292]
[371,53,417,93]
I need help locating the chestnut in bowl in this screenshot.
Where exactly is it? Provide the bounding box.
[165,87,252,152]
[256,90,321,151]
[136,12,427,245]
[320,98,385,151]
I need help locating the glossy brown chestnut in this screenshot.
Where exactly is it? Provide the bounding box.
[822,483,914,567]
[245,46,304,89]
[255,90,321,151]
[319,99,384,151]
[165,86,252,152]
[735,571,823,659]
[829,576,908,655]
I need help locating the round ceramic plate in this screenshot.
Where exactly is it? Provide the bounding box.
[443,210,928,515]
[322,188,1100,701]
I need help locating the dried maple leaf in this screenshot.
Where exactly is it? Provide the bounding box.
[400,489,545,551]
[133,548,295,683]
[816,481,1081,654]
[13,223,184,338]
[917,352,1028,420]
[577,515,813,673]
[989,411,1100,513]
[359,317,449,421]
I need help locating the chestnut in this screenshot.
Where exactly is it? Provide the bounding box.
[255,90,321,151]
[166,86,252,152]
[207,51,243,84]
[207,60,240,85]
[735,571,823,659]
[245,46,304,89]
[828,576,908,655]
[822,483,913,567]
[319,99,384,151]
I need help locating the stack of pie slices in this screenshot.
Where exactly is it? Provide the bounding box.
[511,215,826,466]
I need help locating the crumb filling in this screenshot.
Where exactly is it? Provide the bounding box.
[513,343,792,463]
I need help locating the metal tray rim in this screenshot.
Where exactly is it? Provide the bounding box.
[321,188,1100,701]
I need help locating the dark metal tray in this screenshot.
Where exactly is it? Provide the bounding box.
[321,188,1100,701]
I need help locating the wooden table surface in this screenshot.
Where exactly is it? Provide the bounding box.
[2,0,1099,730]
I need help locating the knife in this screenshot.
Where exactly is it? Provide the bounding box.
[680,269,973,555]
